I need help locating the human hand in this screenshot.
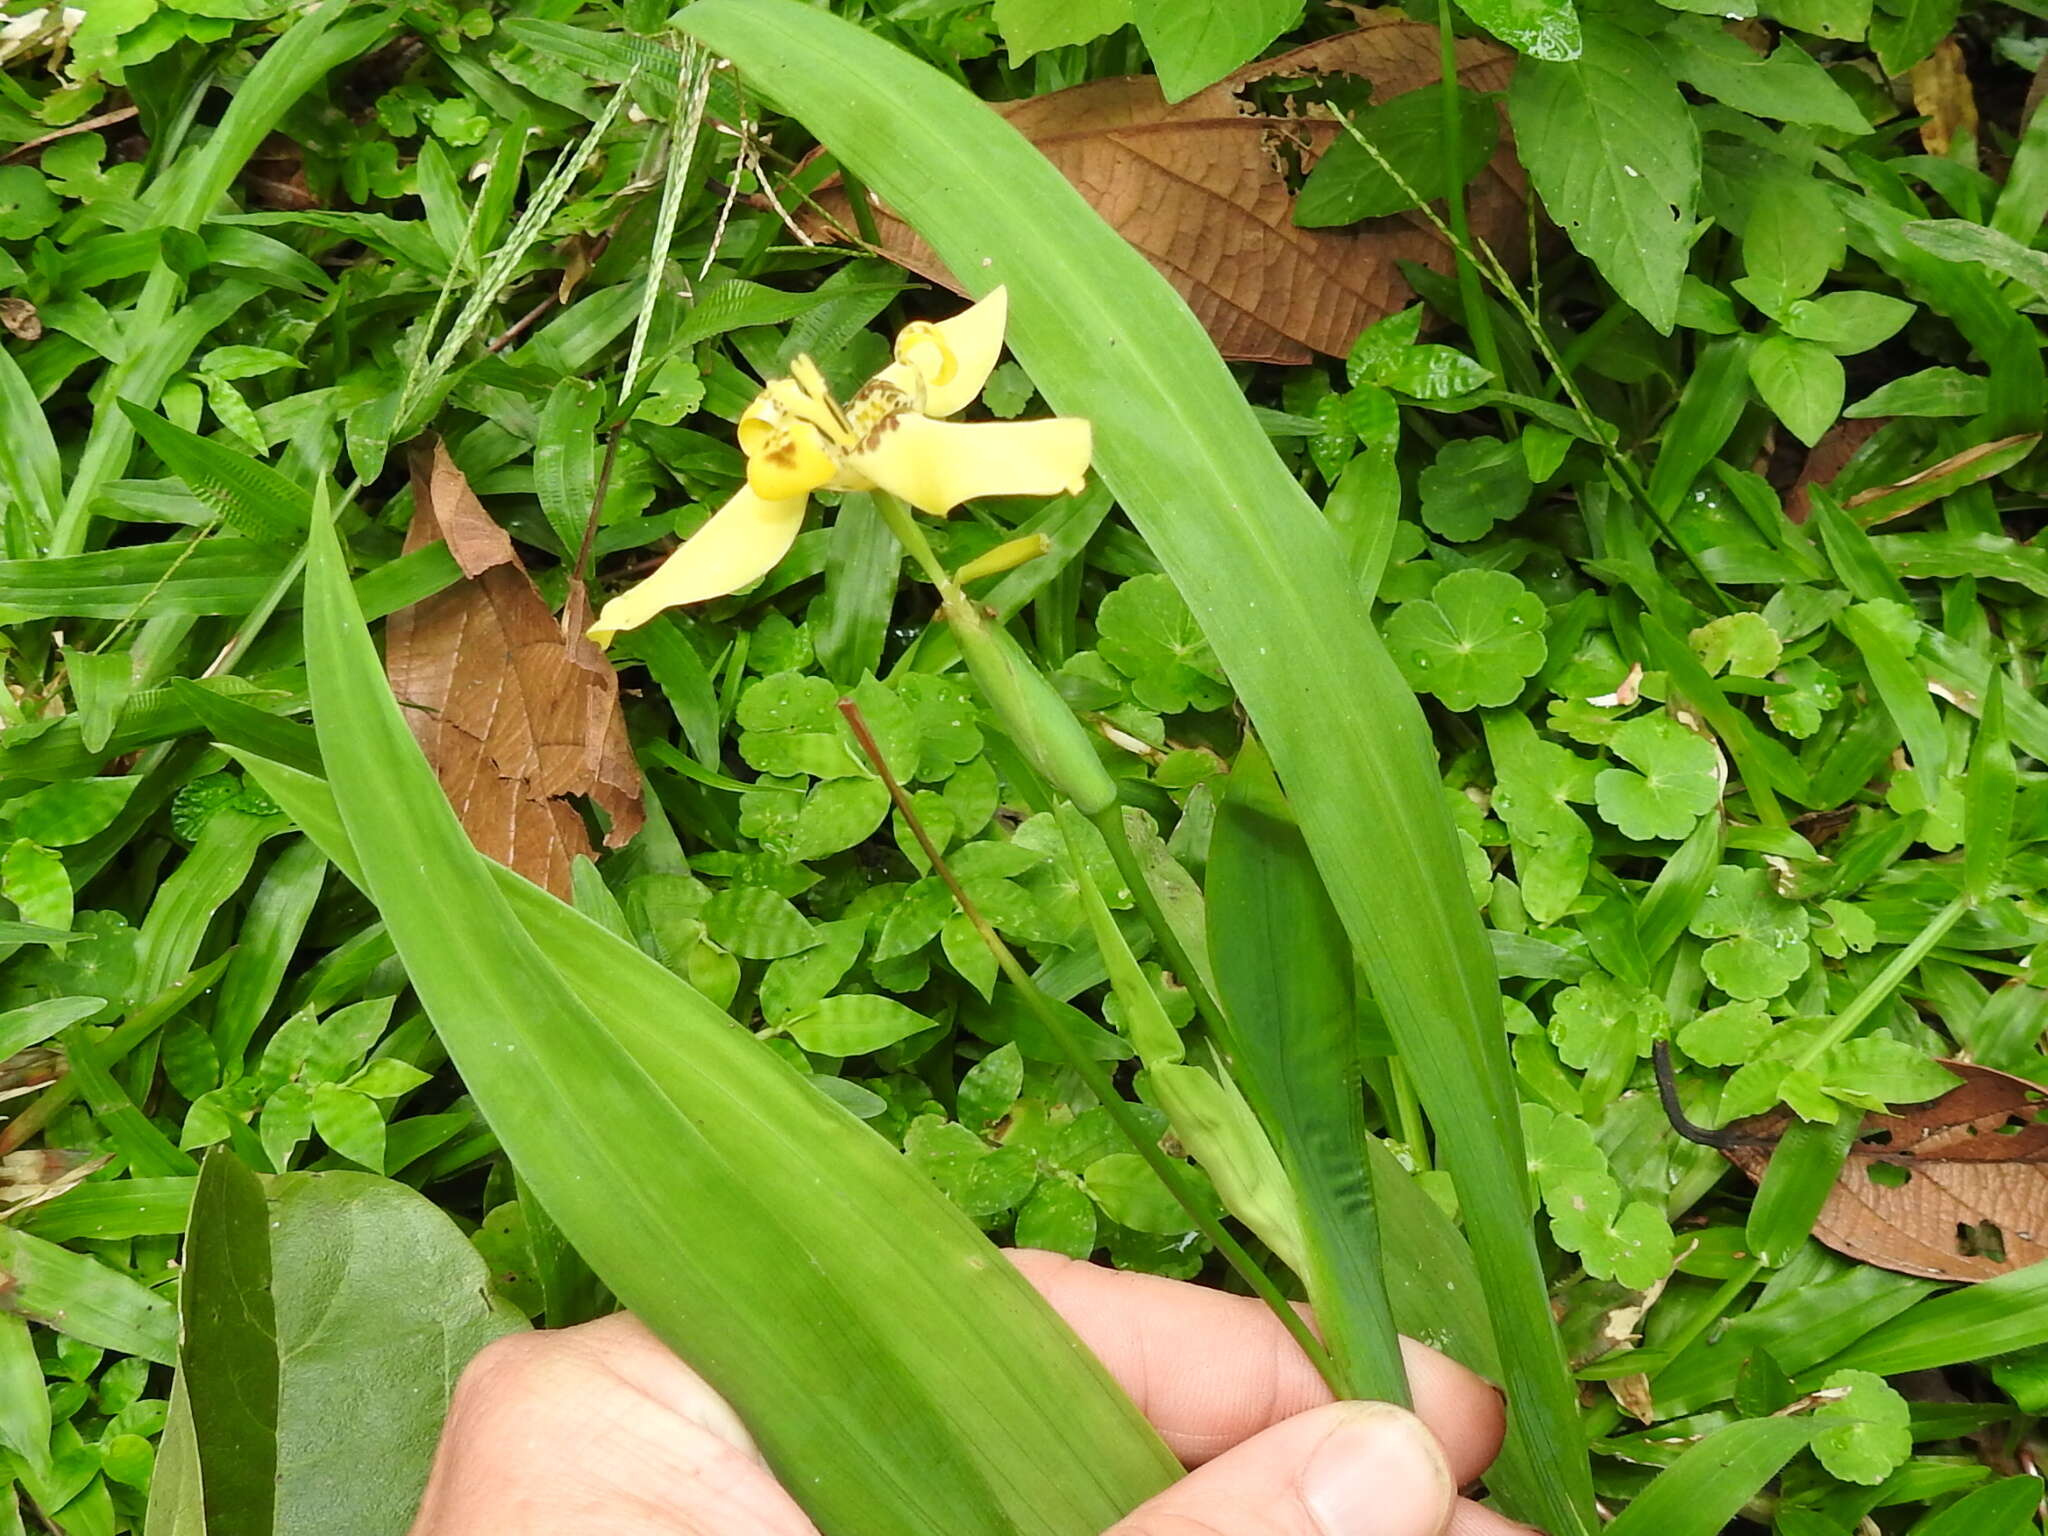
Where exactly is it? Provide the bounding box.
[411,1248,1536,1535]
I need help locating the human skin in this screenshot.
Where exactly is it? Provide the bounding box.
[411,1249,1540,1536]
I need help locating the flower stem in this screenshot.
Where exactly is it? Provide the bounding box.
[839,698,1343,1395]
[1089,803,1230,1045]
[869,488,961,601]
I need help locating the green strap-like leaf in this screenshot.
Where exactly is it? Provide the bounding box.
[298,513,1178,1533]
[673,5,1594,1528]
[1604,1418,1820,1536]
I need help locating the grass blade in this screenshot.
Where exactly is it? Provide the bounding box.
[1603,1418,1819,1536]
[298,514,1178,1533]
[673,5,1593,1527]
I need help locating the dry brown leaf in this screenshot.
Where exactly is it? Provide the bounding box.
[1782,416,1887,522]
[0,298,41,342]
[1910,39,1978,157]
[1724,1061,2048,1282]
[386,441,643,900]
[795,18,1523,363]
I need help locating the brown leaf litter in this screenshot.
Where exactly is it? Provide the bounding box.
[1723,1061,2048,1282]
[385,441,643,900]
[793,17,1524,363]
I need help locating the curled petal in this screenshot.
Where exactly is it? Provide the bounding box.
[847,412,1091,517]
[587,486,808,645]
[896,286,1008,418]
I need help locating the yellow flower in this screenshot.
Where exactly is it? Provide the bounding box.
[589,286,1090,644]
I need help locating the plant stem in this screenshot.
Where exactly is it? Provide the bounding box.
[1434,8,1502,396]
[1089,803,1229,1040]
[839,699,1343,1394]
[1792,898,1968,1071]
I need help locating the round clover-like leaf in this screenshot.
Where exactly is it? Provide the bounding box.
[1701,934,1811,1001]
[1095,572,1232,714]
[1418,436,1533,542]
[1592,714,1721,840]
[0,166,58,241]
[1386,569,1548,711]
[1813,1370,1913,1486]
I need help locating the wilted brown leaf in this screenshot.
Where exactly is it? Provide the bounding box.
[0,298,41,342]
[386,441,643,900]
[1910,39,1978,157]
[1725,1062,2048,1282]
[1782,417,1886,523]
[795,18,1522,363]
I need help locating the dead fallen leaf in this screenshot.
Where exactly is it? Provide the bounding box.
[1724,1061,2048,1282]
[1782,416,1886,523]
[0,298,41,342]
[1910,39,1978,157]
[243,130,321,212]
[795,18,1523,363]
[386,440,642,900]
[0,1148,109,1218]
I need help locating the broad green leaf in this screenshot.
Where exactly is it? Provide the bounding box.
[1130,0,1299,100]
[994,0,1132,63]
[1735,172,1844,316]
[785,994,937,1055]
[1592,714,1721,841]
[1870,0,1960,72]
[1450,0,1582,61]
[1295,89,1499,226]
[1784,291,1915,355]
[270,1174,526,1532]
[1665,16,1869,132]
[1418,436,1531,541]
[1748,335,1845,447]
[673,8,1596,1527]
[1509,21,1698,332]
[299,511,1179,1531]
[1762,0,1871,36]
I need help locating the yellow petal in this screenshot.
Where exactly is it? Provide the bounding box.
[847,412,1091,517]
[747,418,838,501]
[894,286,1008,418]
[587,486,808,644]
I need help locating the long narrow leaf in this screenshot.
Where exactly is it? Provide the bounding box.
[673,5,1593,1528]
[1207,740,1405,1404]
[1603,1418,1819,1536]
[298,516,1177,1533]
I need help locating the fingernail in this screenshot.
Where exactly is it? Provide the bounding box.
[1300,1403,1455,1535]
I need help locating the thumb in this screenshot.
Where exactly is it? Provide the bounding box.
[1109,1402,1456,1536]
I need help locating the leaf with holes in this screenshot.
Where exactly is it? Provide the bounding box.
[1723,1061,2048,1280]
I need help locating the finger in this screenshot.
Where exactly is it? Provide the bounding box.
[1109,1401,1455,1536]
[1451,1498,1544,1535]
[1010,1250,1505,1483]
[410,1318,821,1536]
